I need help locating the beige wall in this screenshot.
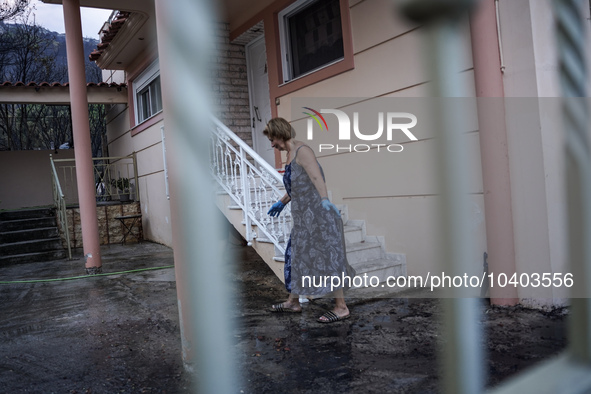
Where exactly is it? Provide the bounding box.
[97,0,583,307]
[105,104,173,246]
[273,0,485,279]
[498,0,586,306]
[260,0,582,308]
[0,149,75,211]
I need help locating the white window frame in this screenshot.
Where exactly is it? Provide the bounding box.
[133,59,162,125]
[278,0,344,83]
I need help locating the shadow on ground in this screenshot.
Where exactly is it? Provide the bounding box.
[0,240,567,393]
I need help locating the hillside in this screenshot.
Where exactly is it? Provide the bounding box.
[0,22,102,83]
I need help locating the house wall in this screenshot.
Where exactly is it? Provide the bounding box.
[212,22,252,146]
[0,149,76,211]
[272,0,486,280]
[103,21,253,248]
[105,103,172,246]
[222,0,587,306]
[496,0,591,306]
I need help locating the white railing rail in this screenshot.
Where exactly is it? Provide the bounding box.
[52,154,139,204]
[210,116,291,255]
[49,154,72,260]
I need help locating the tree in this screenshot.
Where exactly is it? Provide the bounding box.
[0,10,107,155]
[0,0,29,22]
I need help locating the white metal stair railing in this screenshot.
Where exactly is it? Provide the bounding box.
[49,154,72,260]
[210,116,291,255]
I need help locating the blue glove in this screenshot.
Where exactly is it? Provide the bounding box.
[267,200,285,217]
[321,199,340,216]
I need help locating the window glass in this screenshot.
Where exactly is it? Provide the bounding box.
[150,76,162,116]
[282,0,344,80]
[279,0,345,82]
[138,87,150,122]
[133,60,163,125]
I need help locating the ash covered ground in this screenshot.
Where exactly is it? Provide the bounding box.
[0,241,567,393]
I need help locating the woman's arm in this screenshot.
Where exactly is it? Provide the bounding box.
[296,145,329,200]
[280,193,291,204]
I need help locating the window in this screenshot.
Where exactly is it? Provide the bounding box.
[137,76,161,123]
[133,60,163,125]
[278,0,344,83]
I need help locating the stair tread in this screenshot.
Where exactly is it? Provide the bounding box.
[345,241,381,252]
[0,249,65,257]
[215,177,407,285]
[0,249,66,263]
[350,257,404,272]
[0,227,58,235]
[0,208,54,219]
[0,237,62,247]
[343,224,362,232]
[0,217,54,224]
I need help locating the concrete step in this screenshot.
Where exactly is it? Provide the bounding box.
[0,217,57,232]
[0,249,67,266]
[0,207,54,221]
[215,176,407,289]
[343,224,364,244]
[345,241,383,265]
[0,227,59,244]
[0,238,64,255]
[350,255,406,281]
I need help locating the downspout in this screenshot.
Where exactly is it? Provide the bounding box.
[494,0,506,74]
[469,0,518,305]
[62,0,102,272]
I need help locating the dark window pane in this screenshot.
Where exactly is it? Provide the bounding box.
[138,88,151,122]
[150,76,162,115]
[287,0,344,79]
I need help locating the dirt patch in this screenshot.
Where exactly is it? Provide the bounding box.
[231,243,567,393]
[0,242,567,393]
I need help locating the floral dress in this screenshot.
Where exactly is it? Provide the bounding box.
[282,145,355,296]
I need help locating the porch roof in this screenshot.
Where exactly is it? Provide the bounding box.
[0,81,128,105]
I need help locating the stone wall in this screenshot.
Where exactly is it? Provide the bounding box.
[60,202,143,248]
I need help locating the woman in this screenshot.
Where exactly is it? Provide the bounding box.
[264,118,355,323]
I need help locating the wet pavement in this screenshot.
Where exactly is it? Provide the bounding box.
[0,240,567,393]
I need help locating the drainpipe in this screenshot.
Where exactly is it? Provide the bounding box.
[62,0,102,272]
[469,0,518,305]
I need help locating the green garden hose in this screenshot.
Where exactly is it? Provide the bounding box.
[0,265,175,284]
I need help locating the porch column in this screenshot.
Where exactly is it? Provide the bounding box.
[469,0,518,305]
[62,0,101,271]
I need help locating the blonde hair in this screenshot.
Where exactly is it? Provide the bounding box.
[263,118,295,141]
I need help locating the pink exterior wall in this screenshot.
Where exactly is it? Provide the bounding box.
[0,149,75,211]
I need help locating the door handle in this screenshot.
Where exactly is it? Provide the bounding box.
[254,106,262,122]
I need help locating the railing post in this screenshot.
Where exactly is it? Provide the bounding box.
[397,1,483,393]
[554,0,591,363]
[240,147,253,245]
[61,198,72,260]
[154,0,237,390]
[210,118,289,255]
[50,154,72,260]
